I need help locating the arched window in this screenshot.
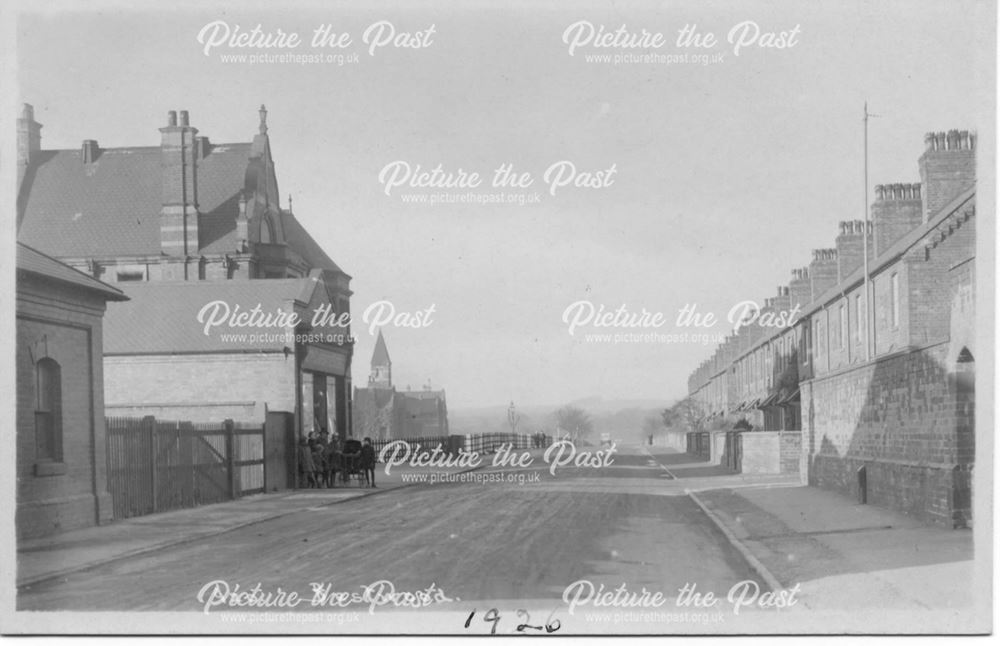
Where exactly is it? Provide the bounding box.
[35,358,63,461]
[260,216,274,244]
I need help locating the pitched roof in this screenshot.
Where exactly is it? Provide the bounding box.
[16,242,128,301]
[282,212,342,272]
[400,389,446,401]
[18,144,252,258]
[103,278,319,354]
[402,396,444,417]
[371,329,391,366]
[17,140,344,274]
[354,386,396,410]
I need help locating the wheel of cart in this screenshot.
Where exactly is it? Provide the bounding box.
[340,453,366,487]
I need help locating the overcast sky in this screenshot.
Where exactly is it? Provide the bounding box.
[15,0,993,409]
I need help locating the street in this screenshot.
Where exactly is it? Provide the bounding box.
[18,443,762,613]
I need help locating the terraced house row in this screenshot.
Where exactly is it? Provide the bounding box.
[686,129,977,528]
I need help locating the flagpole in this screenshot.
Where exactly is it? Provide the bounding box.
[862,102,873,361]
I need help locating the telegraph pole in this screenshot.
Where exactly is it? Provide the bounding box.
[862,102,878,362]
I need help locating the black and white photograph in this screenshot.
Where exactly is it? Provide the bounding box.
[1,0,995,636]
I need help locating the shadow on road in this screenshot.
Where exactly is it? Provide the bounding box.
[669,464,736,479]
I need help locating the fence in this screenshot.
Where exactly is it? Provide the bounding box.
[105,416,265,520]
[463,432,552,454]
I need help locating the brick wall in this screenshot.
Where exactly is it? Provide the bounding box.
[738,431,800,474]
[801,343,973,527]
[16,279,114,539]
[906,203,975,349]
[104,352,296,423]
[872,264,908,356]
[741,432,779,474]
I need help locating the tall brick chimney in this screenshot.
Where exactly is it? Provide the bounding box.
[159,109,200,260]
[17,103,42,187]
[809,249,838,301]
[919,130,975,221]
[789,267,811,310]
[871,183,922,257]
[835,220,871,281]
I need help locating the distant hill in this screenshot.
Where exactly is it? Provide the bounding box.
[449,397,677,441]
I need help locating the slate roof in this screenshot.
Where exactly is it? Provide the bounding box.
[400,389,447,401]
[18,144,251,258]
[281,212,342,273]
[103,278,319,354]
[16,242,128,301]
[17,141,342,273]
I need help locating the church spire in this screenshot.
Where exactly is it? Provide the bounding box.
[370,329,392,388]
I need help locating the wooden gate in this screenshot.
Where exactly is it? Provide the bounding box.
[106,416,265,520]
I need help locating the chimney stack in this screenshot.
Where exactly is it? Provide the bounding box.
[789,267,811,311]
[772,285,792,316]
[871,182,922,257]
[809,249,838,301]
[195,135,211,160]
[835,220,871,281]
[81,139,100,164]
[919,130,975,221]
[159,109,200,264]
[17,103,42,186]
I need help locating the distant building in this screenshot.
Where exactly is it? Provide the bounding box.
[353,330,449,440]
[16,104,354,439]
[16,243,128,538]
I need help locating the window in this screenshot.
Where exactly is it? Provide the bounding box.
[831,307,841,350]
[802,320,812,364]
[839,304,847,350]
[815,319,824,359]
[116,270,144,282]
[34,358,62,462]
[890,273,899,328]
[855,294,863,343]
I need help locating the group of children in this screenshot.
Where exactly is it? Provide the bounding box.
[298,431,377,488]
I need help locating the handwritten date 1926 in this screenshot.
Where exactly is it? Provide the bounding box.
[464,608,561,635]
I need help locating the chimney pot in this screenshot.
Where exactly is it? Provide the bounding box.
[167,110,177,126]
[179,110,189,127]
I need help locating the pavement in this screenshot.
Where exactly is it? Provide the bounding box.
[16,457,486,589]
[644,447,982,632]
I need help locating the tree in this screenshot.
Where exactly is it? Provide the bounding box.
[661,397,705,433]
[554,405,593,441]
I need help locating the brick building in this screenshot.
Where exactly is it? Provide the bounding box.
[16,243,128,538]
[353,330,449,440]
[16,103,354,441]
[687,129,977,527]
